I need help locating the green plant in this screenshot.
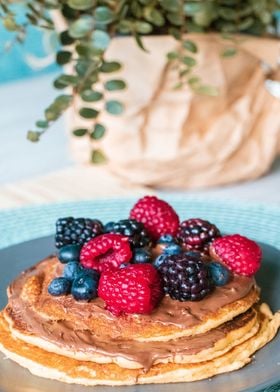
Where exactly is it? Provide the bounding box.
[1,0,279,162]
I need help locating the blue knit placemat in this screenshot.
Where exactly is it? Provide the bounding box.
[0,196,280,391]
[1,196,280,250]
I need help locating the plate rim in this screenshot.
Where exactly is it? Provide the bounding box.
[0,235,280,392]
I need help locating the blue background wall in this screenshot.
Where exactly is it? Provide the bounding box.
[0,6,58,84]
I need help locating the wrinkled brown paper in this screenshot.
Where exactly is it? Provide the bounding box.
[68,34,280,189]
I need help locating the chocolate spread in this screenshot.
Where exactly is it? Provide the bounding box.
[6,256,257,370]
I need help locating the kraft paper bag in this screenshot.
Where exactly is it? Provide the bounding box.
[67,33,280,189]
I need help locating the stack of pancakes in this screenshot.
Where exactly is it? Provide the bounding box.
[0,255,280,386]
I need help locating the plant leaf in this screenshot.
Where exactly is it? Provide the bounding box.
[27,131,41,142]
[168,27,181,40]
[188,76,200,85]
[56,50,72,65]
[60,30,75,46]
[221,47,237,57]
[91,149,107,164]
[79,107,99,118]
[182,56,197,67]
[194,85,219,96]
[238,17,254,31]
[45,107,60,121]
[218,7,237,21]
[183,40,198,53]
[118,20,132,34]
[167,51,179,60]
[91,123,106,139]
[166,12,183,26]
[135,21,153,34]
[105,100,124,115]
[81,90,103,102]
[104,79,126,91]
[2,16,18,31]
[173,82,183,90]
[91,30,110,50]
[67,0,95,11]
[160,0,181,12]
[131,1,142,18]
[94,6,114,24]
[54,94,72,109]
[184,3,204,15]
[73,128,88,136]
[143,7,165,27]
[75,59,89,76]
[134,32,148,52]
[100,61,122,73]
[35,120,48,128]
[69,16,94,38]
[53,75,78,89]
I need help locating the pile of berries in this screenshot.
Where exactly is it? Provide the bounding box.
[48,195,262,316]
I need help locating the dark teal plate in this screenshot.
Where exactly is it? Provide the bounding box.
[0,236,280,392]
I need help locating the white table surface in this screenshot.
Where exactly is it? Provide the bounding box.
[0,73,280,208]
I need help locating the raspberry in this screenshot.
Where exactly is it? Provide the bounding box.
[80,234,132,273]
[158,253,213,301]
[211,234,262,276]
[55,217,103,248]
[129,196,179,241]
[177,218,220,254]
[109,219,152,249]
[98,264,163,316]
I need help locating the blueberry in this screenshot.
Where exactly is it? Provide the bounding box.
[57,244,82,264]
[153,254,167,269]
[208,262,231,286]
[71,275,98,301]
[48,277,71,296]
[158,234,175,244]
[164,244,182,256]
[63,261,83,280]
[133,248,151,264]
[104,221,115,233]
[78,267,100,281]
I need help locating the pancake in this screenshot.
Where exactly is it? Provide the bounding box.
[0,304,279,386]
[4,306,260,370]
[7,256,260,343]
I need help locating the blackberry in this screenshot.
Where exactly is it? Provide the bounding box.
[177,218,221,254]
[109,219,151,249]
[55,217,103,248]
[158,253,213,301]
